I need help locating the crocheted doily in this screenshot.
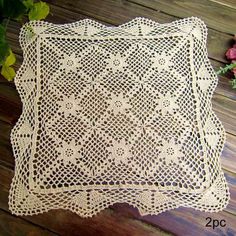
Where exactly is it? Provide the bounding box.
[9,17,230,217]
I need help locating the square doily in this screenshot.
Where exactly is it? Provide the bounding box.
[9,17,229,217]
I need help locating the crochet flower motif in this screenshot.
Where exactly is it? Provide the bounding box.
[105,52,128,73]
[57,94,80,118]
[107,139,132,165]
[108,94,132,115]
[59,52,81,73]
[156,92,179,116]
[151,51,173,72]
[56,140,82,165]
[159,139,183,165]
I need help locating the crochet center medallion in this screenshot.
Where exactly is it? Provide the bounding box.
[9,17,229,217]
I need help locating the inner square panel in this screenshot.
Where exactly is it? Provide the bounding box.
[29,33,208,193]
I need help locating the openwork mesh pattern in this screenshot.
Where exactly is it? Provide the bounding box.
[9,17,230,217]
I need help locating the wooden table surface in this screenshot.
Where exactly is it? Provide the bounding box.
[0,0,236,235]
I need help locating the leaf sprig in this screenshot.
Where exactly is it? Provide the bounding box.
[0,0,50,81]
[216,63,236,75]
[216,63,236,89]
[230,77,236,89]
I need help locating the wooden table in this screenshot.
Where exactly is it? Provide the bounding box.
[0,0,236,235]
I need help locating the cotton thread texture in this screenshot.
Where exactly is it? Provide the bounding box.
[9,17,230,217]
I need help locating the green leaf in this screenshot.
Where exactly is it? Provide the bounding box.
[216,63,236,75]
[23,0,34,9]
[28,1,50,21]
[4,49,16,66]
[1,49,16,80]
[231,78,236,89]
[1,64,15,81]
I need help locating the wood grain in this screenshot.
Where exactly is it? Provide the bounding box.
[111,204,236,236]
[212,93,236,135]
[44,0,233,63]
[208,0,236,10]
[0,209,57,236]
[221,133,236,174]
[128,0,236,34]
[0,82,21,125]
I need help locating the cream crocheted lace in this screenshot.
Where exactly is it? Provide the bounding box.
[9,17,230,217]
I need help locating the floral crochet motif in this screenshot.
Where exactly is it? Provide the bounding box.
[56,139,82,165]
[59,52,81,73]
[57,94,80,118]
[107,139,132,165]
[108,93,132,115]
[159,139,184,165]
[151,51,173,72]
[156,91,179,116]
[105,52,128,73]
